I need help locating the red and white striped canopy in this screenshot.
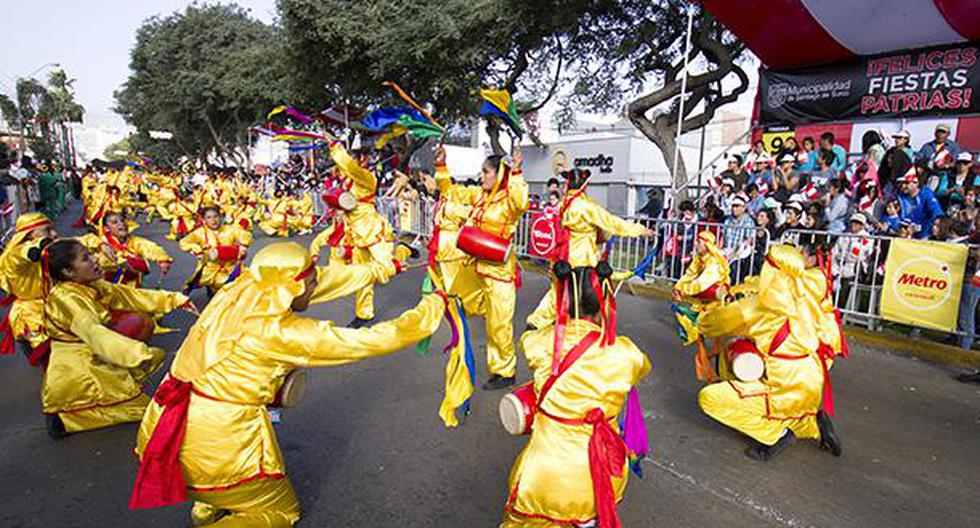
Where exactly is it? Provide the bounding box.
[702,0,980,70]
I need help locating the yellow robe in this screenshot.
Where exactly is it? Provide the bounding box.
[78,233,172,288]
[134,294,445,526]
[0,236,48,348]
[329,142,396,320]
[504,320,650,526]
[259,198,293,237]
[673,244,731,309]
[432,164,473,291]
[697,245,843,446]
[526,194,648,329]
[179,225,253,290]
[43,280,187,432]
[439,166,528,377]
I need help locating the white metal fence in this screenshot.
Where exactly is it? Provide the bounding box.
[379,196,978,344]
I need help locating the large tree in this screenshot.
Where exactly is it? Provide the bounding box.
[115,3,288,168]
[0,70,85,163]
[278,0,590,153]
[560,1,749,199]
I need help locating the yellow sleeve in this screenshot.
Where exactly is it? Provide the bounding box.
[308,261,395,305]
[92,280,188,314]
[267,294,445,367]
[48,288,153,368]
[235,226,253,247]
[309,225,333,257]
[583,200,647,238]
[131,237,172,263]
[506,169,529,212]
[436,165,481,204]
[329,143,376,194]
[697,296,760,339]
[674,259,724,298]
[179,229,205,255]
[76,233,102,252]
[526,287,556,329]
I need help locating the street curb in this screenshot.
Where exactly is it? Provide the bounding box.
[519,259,980,370]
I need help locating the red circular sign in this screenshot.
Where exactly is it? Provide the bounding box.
[529,212,558,258]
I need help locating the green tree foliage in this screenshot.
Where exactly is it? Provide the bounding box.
[0,70,85,163]
[115,3,288,168]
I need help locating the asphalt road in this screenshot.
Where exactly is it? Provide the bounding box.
[1,202,979,528]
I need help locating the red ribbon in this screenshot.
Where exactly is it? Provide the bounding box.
[129,376,192,510]
[586,408,627,528]
[27,339,50,367]
[816,343,836,417]
[215,245,240,261]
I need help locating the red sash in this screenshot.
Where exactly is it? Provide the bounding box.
[129,376,192,509]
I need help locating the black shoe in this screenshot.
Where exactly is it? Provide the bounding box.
[46,414,68,439]
[745,430,795,462]
[482,374,516,391]
[816,410,842,457]
[349,317,375,329]
[398,242,421,259]
[956,371,980,384]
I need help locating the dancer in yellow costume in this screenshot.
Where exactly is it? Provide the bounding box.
[78,211,172,287]
[502,265,650,528]
[259,192,294,237]
[437,149,528,389]
[696,239,845,461]
[0,213,58,361]
[168,191,200,240]
[288,193,315,234]
[326,141,398,327]
[180,206,252,295]
[130,242,447,527]
[429,145,474,291]
[525,167,653,330]
[40,239,193,438]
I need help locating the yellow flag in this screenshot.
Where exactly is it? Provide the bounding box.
[881,238,967,332]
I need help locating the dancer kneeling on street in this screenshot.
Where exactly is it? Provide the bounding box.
[41,239,195,438]
[130,242,447,527]
[696,236,845,461]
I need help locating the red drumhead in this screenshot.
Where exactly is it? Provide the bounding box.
[108,311,155,343]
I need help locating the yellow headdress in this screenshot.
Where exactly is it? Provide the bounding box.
[171,242,315,382]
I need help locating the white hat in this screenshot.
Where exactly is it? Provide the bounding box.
[849,212,868,225]
[721,177,735,188]
[731,193,748,207]
[777,153,796,164]
[783,200,804,213]
[891,129,910,139]
[957,152,973,163]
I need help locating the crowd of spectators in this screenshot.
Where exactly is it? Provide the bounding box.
[660,124,979,349]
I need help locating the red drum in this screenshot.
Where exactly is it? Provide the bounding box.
[499,382,536,436]
[271,369,307,408]
[730,338,765,382]
[323,188,356,211]
[108,311,155,343]
[456,225,512,263]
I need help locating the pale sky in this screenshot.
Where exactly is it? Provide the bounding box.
[0,0,277,129]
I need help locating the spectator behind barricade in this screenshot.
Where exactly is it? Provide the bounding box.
[833,212,874,310]
[897,219,917,238]
[723,193,755,283]
[930,217,955,242]
[898,168,944,239]
[771,154,801,203]
[939,152,977,208]
[670,200,700,277]
[861,130,886,170]
[855,178,881,220]
[745,183,765,215]
[824,178,851,233]
[547,191,561,210]
[951,186,977,225]
[745,140,767,172]
[776,200,804,245]
[917,123,961,178]
[878,146,913,204]
[718,177,736,216]
[778,137,808,170]
[799,136,817,172]
[752,208,776,275]
[810,149,837,189]
[876,199,902,235]
[820,132,848,174]
[547,177,561,197]
[720,154,748,189]
[804,201,825,230]
[891,129,915,162]
[957,239,980,350]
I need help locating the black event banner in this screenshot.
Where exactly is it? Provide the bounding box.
[760,42,979,125]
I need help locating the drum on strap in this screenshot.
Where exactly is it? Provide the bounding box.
[271,369,308,408]
[323,188,356,212]
[499,382,536,436]
[730,339,765,382]
[108,311,155,343]
[456,225,512,263]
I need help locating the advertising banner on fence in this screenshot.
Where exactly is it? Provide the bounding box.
[880,239,967,332]
[760,42,979,125]
[527,209,560,260]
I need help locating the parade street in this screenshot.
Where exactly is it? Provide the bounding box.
[0,204,975,528]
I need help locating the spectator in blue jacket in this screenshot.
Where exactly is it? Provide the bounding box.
[898,169,944,239]
[820,132,848,174]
